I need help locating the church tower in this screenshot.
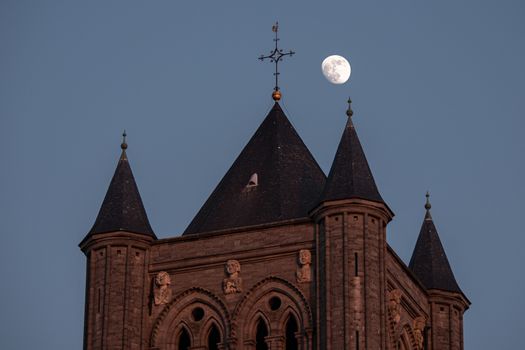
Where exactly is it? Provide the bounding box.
[311,100,393,349]
[79,134,157,350]
[79,24,470,350]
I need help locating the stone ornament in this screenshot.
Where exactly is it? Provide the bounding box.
[388,289,402,325]
[153,271,172,306]
[223,259,242,294]
[412,316,426,350]
[296,249,312,283]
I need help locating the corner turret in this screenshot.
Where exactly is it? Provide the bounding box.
[409,192,462,293]
[409,193,470,350]
[81,132,155,245]
[312,99,393,349]
[79,133,155,350]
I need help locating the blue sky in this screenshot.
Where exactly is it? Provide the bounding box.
[1,1,524,348]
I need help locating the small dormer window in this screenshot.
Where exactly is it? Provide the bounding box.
[246,173,258,188]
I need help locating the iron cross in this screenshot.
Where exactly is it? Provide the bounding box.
[259,22,295,93]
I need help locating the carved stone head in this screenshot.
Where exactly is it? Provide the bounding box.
[388,289,402,306]
[225,259,241,276]
[413,316,426,332]
[155,271,171,287]
[298,249,311,265]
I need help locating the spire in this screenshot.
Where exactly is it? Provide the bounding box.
[184,103,326,235]
[409,193,462,293]
[86,133,155,238]
[320,98,384,203]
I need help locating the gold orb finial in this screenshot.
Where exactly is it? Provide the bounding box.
[272,89,282,101]
[121,130,128,150]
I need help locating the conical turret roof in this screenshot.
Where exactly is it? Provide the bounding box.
[409,196,461,293]
[320,110,384,204]
[86,144,155,238]
[184,103,326,235]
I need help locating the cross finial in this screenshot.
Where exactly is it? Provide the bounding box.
[259,22,295,101]
[121,130,128,150]
[346,97,354,117]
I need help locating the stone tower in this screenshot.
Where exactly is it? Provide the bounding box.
[80,100,469,350]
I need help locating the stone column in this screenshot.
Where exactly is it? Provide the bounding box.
[265,335,284,350]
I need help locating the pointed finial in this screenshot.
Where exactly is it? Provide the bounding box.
[121,130,128,150]
[346,97,353,117]
[425,191,431,211]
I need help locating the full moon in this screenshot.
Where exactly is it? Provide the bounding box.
[321,55,351,84]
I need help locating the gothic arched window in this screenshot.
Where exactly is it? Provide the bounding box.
[285,314,299,350]
[255,318,269,350]
[207,323,221,350]
[178,327,191,350]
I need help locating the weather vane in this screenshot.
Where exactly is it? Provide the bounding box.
[259,22,295,101]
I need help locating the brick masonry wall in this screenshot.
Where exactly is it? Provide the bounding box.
[148,221,316,349]
[81,217,467,350]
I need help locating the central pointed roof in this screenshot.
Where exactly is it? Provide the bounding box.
[409,197,462,293]
[320,111,384,204]
[184,103,326,235]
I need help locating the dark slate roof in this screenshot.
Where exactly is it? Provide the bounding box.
[86,149,155,238]
[409,210,462,293]
[184,103,326,235]
[320,116,384,203]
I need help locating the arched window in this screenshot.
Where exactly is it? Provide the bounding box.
[255,318,269,350]
[207,323,221,350]
[178,327,191,350]
[285,315,299,350]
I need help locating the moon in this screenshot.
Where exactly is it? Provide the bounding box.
[321,55,351,84]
